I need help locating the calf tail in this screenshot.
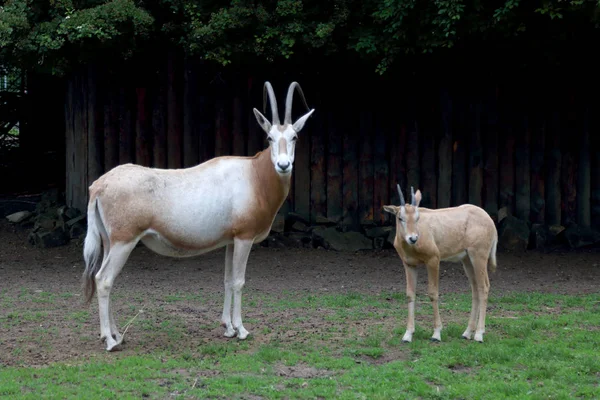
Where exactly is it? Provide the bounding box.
[82,197,105,304]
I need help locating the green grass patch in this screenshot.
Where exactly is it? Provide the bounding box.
[1,291,599,399]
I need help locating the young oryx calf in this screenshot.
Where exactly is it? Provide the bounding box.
[383,185,498,343]
[83,81,315,351]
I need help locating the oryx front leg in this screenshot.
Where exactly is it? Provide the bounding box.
[402,264,418,343]
[231,238,253,340]
[95,241,136,351]
[426,258,442,342]
[221,244,237,338]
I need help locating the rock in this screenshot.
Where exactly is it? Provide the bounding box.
[387,229,397,248]
[498,216,530,251]
[373,237,385,250]
[6,211,32,224]
[529,224,549,249]
[69,221,87,239]
[497,207,509,223]
[561,225,600,249]
[287,212,309,225]
[312,226,373,252]
[64,207,82,220]
[285,232,312,248]
[365,226,393,239]
[314,215,337,226]
[33,215,57,232]
[271,214,285,233]
[291,221,309,232]
[29,228,69,248]
[66,214,86,228]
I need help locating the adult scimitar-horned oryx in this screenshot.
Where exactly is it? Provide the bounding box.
[82,81,315,351]
[383,185,498,343]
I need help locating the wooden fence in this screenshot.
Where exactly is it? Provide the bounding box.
[64,57,600,231]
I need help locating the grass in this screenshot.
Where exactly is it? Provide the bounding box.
[1,290,599,399]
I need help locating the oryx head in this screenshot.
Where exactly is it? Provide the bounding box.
[253,81,315,176]
[383,184,423,245]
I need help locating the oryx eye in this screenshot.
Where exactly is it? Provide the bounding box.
[291,136,297,142]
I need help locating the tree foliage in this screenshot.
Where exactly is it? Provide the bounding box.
[1,0,599,75]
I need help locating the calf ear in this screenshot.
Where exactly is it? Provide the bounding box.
[414,189,422,207]
[383,205,399,215]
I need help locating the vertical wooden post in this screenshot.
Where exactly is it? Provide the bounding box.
[87,64,103,188]
[135,87,151,167]
[483,86,499,218]
[577,106,591,226]
[183,57,200,167]
[247,76,263,158]
[420,97,437,208]
[545,110,562,225]
[406,119,420,197]
[167,50,183,169]
[468,101,483,207]
[152,69,168,169]
[294,87,311,221]
[326,109,343,223]
[592,109,600,228]
[231,76,247,157]
[65,77,75,209]
[515,113,531,221]
[358,111,374,225]
[310,101,326,223]
[438,88,453,209]
[373,112,389,224]
[214,82,231,157]
[118,87,133,165]
[498,89,515,213]
[561,90,578,226]
[342,107,359,229]
[451,95,467,206]
[104,85,119,172]
[530,105,546,224]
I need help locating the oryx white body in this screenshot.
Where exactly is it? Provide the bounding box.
[82,81,314,351]
[384,185,498,344]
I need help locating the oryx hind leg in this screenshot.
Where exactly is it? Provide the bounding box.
[95,240,137,351]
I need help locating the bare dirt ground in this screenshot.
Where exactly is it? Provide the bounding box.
[0,220,598,368]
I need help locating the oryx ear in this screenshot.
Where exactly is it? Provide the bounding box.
[253,108,272,133]
[413,189,422,207]
[292,109,315,132]
[383,205,399,216]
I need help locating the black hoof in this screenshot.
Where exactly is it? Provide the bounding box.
[430,337,441,343]
[402,339,411,343]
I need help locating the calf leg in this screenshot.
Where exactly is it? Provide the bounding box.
[402,264,418,343]
[460,257,479,340]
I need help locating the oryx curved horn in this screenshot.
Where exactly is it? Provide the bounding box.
[262,81,280,125]
[397,184,406,206]
[284,82,310,125]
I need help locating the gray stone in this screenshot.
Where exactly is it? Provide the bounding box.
[271,214,286,233]
[69,222,87,239]
[285,232,313,248]
[373,237,386,250]
[291,221,309,232]
[64,207,81,220]
[561,225,600,249]
[29,228,69,248]
[6,211,32,224]
[312,227,373,252]
[315,215,336,226]
[287,212,309,225]
[498,216,530,251]
[66,214,86,228]
[529,224,549,249]
[365,226,393,238]
[497,207,509,223]
[33,215,57,232]
[387,228,397,248]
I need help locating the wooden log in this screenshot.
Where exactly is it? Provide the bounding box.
[310,106,326,223]
[498,90,515,213]
[151,75,167,169]
[483,87,499,218]
[232,79,246,157]
[373,112,389,224]
[530,107,546,224]
[135,87,151,167]
[592,109,600,228]
[358,111,374,225]
[561,91,578,226]
[437,89,453,209]
[342,109,359,229]
[451,95,467,207]
[118,87,134,165]
[214,84,231,157]
[515,113,531,221]
[104,86,119,172]
[576,106,591,227]
[87,64,103,187]
[246,76,263,157]
[545,110,562,225]
[326,110,343,222]
[167,50,183,169]
[468,101,483,207]
[420,100,437,209]
[406,119,420,199]
[183,57,199,167]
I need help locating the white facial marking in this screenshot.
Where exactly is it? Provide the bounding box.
[268,125,297,175]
